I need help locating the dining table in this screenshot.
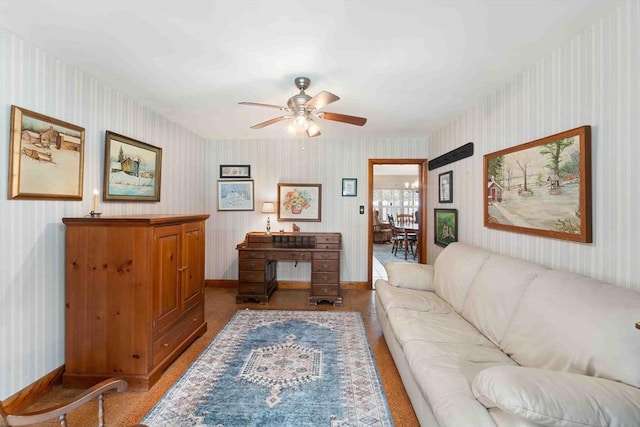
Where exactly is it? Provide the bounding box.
[397,222,420,260]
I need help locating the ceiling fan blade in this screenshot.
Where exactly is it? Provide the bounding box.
[250,116,291,129]
[305,91,339,111]
[239,102,289,111]
[317,112,367,126]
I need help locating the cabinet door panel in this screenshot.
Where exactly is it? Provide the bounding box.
[154,225,181,333]
[182,222,204,312]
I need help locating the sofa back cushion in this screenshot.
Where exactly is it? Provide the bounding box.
[434,243,491,313]
[461,254,548,346]
[500,270,640,388]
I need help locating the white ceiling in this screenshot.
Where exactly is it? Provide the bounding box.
[0,0,620,140]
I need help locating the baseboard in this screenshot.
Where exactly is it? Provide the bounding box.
[2,365,64,413]
[205,279,236,288]
[206,279,369,290]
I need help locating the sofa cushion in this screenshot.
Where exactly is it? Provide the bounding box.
[461,253,548,346]
[472,366,640,427]
[434,242,491,313]
[385,262,434,291]
[500,270,640,388]
[387,308,495,348]
[403,340,515,427]
[375,279,452,313]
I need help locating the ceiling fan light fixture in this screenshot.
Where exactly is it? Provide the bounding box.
[306,119,321,137]
[293,115,308,132]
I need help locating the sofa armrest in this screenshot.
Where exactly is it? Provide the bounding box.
[385,262,434,291]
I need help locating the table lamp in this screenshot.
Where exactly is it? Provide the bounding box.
[261,202,276,235]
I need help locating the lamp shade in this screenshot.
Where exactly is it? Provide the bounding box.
[261,202,276,214]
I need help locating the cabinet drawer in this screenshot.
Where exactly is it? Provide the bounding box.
[239,259,265,271]
[238,282,266,295]
[239,251,265,260]
[153,306,204,366]
[239,271,264,282]
[313,251,339,260]
[312,272,339,284]
[312,260,339,272]
[266,251,311,261]
[311,284,340,296]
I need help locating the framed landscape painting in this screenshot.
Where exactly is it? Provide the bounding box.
[277,183,322,221]
[8,105,85,200]
[103,131,162,202]
[435,209,458,247]
[484,126,592,242]
[218,180,254,211]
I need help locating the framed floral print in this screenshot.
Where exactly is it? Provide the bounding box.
[277,183,322,221]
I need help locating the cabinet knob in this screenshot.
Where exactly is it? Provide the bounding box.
[163,343,169,347]
[178,266,188,272]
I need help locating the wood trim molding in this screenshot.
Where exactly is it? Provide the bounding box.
[206,280,368,290]
[2,365,64,413]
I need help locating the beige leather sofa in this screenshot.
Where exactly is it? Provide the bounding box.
[375,242,640,427]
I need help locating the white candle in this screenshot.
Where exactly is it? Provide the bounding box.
[93,189,99,213]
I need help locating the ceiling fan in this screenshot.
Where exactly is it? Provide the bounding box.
[239,77,367,138]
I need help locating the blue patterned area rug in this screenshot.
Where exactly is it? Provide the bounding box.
[142,310,394,426]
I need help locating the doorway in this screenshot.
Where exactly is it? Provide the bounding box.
[368,159,427,288]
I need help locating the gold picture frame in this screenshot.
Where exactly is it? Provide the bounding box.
[8,105,85,200]
[484,126,592,242]
[103,131,162,202]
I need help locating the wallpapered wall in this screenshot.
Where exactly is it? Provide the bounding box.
[204,137,428,283]
[426,1,639,291]
[0,29,208,399]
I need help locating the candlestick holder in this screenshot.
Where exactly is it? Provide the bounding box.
[90,211,102,218]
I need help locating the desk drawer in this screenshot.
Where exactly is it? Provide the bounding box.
[239,259,265,271]
[239,271,264,282]
[313,251,339,260]
[312,260,339,272]
[311,284,340,296]
[312,272,339,284]
[266,251,311,261]
[239,251,265,260]
[316,235,340,244]
[238,282,265,295]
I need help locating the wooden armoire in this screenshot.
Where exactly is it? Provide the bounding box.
[61,214,209,391]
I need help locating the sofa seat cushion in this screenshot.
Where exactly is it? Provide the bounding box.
[402,340,516,427]
[473,366,640,427]
[387,307,496,348]
[375,279,452,313]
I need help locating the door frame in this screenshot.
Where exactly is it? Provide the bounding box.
[368,158,428,288]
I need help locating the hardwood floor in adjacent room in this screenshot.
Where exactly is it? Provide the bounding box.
[23,287,419,426]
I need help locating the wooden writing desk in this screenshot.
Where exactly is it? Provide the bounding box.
[236,232,342,305]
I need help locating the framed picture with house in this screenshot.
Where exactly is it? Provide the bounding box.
[483,125,592,243]
[8,105,86,200]
[103,131,162,202]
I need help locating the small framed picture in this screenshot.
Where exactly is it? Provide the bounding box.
[220,164,251,178]
[434,208,458,247]
[438,171,453,203]
[342,178,357,197]
[218,180,254,211]
[103,131,162,201]
[278,183,322,221]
